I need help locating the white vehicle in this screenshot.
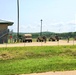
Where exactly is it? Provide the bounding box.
[23,34,32,42]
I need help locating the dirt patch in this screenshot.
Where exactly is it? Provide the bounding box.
[0,40,76,47]
[21,70,76,75]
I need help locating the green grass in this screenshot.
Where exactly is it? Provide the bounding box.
[0,46,76,75]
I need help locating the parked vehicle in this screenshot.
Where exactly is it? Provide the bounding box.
[23,34,32,42]
[49,35,59,41]
[36,36,47,42]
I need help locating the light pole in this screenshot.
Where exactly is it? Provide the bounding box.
[40,19,43,36]
[17,0,19,42]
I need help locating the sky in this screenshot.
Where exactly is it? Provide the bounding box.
[0,0,76,33]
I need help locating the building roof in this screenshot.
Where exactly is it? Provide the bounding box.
[0,19,14,26]
[24,34,32,36]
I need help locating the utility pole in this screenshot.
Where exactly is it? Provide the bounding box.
[17,0,19,42]
[40,19,43,36]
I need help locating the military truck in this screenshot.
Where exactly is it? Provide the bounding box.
[49,37,56,41]
[36,36,47,42]
[23,34,32,42]
[49,35,59,41]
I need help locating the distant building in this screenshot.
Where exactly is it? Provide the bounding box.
[0,19,14,44]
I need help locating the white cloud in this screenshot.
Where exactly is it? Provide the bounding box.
[47,20,76,33]
[66,20,76,25]
[8,20,76,33]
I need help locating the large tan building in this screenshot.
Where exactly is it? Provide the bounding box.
[0,19,14,43]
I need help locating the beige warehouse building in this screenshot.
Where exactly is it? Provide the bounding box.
[0,19,14,44]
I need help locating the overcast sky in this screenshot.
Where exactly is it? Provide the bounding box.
[0,0,76,33]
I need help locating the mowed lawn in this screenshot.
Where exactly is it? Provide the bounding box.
[0,46,76,75]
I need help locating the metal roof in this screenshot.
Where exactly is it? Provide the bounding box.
[0,19,14,25]
[24,34,32,36]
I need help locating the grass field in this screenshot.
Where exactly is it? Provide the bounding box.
[0,46,76,75]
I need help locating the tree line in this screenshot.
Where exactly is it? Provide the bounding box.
[9,31,76,40]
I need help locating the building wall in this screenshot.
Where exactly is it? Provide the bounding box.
[0,24,8,31]
[0,24,8,44]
